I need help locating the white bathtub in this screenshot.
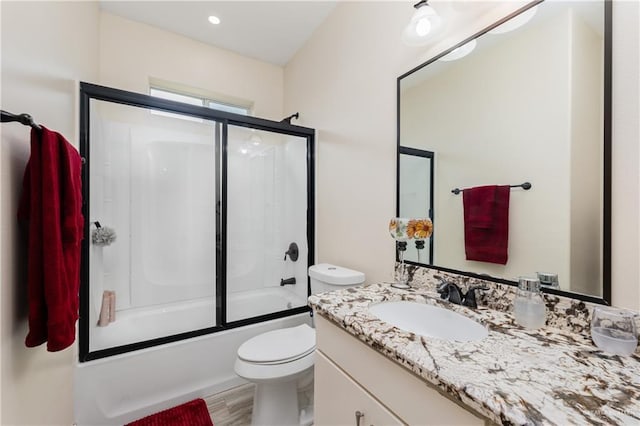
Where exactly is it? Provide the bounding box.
[227,287,306,322]
[75,288,310,425]
[90,297,215,352]
[90,286,305,352]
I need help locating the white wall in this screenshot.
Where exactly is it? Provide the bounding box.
[0,2,100,424]
[99,12,284,121]
[611,0,640,311]
[569,9,603,296]
[285,1,640,309]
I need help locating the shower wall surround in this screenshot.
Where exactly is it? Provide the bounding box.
[79,82,315,361]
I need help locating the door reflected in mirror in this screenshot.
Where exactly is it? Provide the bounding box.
[397,0,611,303]
[399,148,434,264]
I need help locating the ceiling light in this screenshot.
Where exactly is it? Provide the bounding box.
[208,15,221,25]
[402,0,441,46]
[249,134,262,146]
[439,39,477,62]
[488,6,537,35]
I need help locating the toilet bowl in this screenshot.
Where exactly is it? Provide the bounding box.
[234,263,365,426]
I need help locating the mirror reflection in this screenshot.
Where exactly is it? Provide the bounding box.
[398,1,608,300]
[398,148,434,264]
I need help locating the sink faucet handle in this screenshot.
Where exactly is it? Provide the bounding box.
[462,286,489,308]
[437,281,463,305]
[436,281,452,298]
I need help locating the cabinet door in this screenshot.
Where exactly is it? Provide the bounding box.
[315,314,485,426]
[315,351,404,426]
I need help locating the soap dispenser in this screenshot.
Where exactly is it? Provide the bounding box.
[513,277,546,329]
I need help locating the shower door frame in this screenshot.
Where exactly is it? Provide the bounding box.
[78,82,315,362]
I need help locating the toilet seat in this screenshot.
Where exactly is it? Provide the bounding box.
[238,324,316,365]
[234,324,316,383]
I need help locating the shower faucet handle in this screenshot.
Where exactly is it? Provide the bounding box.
[284,242,299,262]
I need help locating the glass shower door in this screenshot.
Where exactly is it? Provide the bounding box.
[87,99,219,352]
[225,125,309,322]
[80,82,315,361]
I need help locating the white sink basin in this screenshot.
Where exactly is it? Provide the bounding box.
[368,301,488,342]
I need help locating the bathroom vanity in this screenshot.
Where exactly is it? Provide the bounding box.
[314,313,484,425]
[309,268,640,425]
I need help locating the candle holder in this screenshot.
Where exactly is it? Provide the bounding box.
[389,217,433,289]
[410,218,433,264]
[415,239,426,263]
[395,240,409,289]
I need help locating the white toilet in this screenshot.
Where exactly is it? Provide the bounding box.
[234,263,365,426]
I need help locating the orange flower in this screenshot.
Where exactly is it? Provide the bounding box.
[408,218,433,239]
[406,219,417,239]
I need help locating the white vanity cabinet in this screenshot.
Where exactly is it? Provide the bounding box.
[315,352,403,426]
[314,313,487,426]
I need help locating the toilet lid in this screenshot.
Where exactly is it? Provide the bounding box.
[238,324,316,364]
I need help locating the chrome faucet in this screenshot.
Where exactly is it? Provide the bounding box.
[437,281,488,308]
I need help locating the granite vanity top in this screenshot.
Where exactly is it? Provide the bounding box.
[308,271,640,425]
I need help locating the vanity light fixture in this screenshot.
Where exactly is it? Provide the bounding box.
[402,0,441,46]
[208,15,221,25]
[439,39,477,62]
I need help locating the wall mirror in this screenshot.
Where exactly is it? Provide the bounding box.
[397,0,611,304]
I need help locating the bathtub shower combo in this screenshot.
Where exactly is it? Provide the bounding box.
[74,83,315,425]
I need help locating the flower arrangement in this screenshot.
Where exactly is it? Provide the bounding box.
[389,217,433,241]
[407,218,433,240]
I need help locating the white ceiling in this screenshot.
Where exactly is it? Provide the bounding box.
[99,1,338,66]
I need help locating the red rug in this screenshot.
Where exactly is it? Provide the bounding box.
[126,398,213,426]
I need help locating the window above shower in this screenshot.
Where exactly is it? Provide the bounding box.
[79,82,315,361]
[149,82,251,119]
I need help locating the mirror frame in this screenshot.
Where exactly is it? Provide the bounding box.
[396,0,612,305]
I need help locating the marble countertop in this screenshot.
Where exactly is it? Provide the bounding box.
[308,278,640,425]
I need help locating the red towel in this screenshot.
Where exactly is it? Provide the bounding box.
[462,185,510,265]
[18,126,84,352]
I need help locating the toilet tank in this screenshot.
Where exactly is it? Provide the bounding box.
[308,263,365,294]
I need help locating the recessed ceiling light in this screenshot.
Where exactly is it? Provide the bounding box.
[208,15,221,25]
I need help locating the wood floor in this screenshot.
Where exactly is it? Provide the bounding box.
[205,383,255,426]
[204,380,314,426]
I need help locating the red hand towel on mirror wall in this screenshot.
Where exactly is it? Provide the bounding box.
[18,126,84,352]
[462,185,510,265]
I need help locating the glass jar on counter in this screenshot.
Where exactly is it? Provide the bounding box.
[513,277,546,329]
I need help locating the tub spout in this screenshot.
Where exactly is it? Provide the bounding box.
[280,277,296,286]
